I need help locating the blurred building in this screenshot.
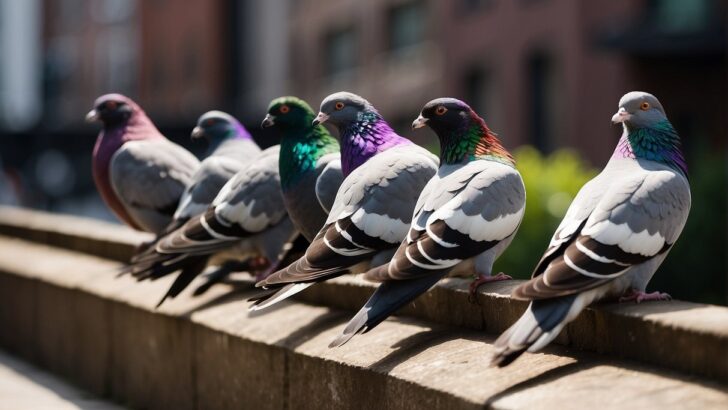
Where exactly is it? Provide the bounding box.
[0,0,43,131]
[0,0,725,211]
[287,0,726,164]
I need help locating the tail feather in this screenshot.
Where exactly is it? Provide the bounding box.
[155,257,209,307]
[249,283,313,311]
[329,273,443,348]
[490,295,577,367]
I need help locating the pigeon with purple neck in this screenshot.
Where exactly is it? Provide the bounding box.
[490,91,690,367]
[86,93,199,235]
[250,92,439,310]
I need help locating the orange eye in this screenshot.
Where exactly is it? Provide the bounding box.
[640,102,650,111]
[334,101,345,110]
[279,105,290,114]
[106,101,117,110]
[205,119,215,126]
[435,106,447,116]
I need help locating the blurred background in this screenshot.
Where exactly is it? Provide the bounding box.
[0,0,725,304]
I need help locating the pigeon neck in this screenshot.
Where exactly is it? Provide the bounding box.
[279,123,340,190]
[614,120,687,177]
[338,110,411,176]
[206,124,251,156]
[437,113,514,167]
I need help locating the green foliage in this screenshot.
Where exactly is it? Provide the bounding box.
[493,146,597,279]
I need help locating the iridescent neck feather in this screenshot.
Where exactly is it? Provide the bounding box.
[614,120,687,177]
[438,111,514,166]
[338,110,410,175]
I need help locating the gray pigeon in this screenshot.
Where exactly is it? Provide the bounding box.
[125,111,260,281]
[172,110,260,228]
[490,91,690,367]
[330,98,526,347]
[250,92,439,310]
[136,146,296,306]
[86,93,199,234]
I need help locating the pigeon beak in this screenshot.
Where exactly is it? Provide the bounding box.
[312,112,329,126]
[412,115,428,129]
[85,109,99,123]
[261,114,275,128]
[611,107,630,124]
[190,126,205,139]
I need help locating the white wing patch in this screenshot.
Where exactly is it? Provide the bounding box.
[217,199,271,233]
[350,208,408,244]
[583,219,666,257]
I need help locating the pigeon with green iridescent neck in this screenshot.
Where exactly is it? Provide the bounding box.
[330,98,525,347]
[86,94,199,234]
[262,96,343,241]
[491,92,690,367]
[184,97,344,299]
[125,111,260,281]
[250,92,439,310]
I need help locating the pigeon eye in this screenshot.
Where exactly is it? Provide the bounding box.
[640,102,650,111]
[334,102,345,111]
[106,101,118,110]
[205,119,216,127]
[279,105,290,114]
[435,106,447,116]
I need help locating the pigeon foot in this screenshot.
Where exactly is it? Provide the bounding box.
[619,289,672,304]
[469,272,512,303]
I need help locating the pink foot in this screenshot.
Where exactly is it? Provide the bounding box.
[469,272,512,301]
[619,289,672,304]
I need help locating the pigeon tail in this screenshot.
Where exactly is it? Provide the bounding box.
[155,257,209,308]
[330,273,443,348]
[490,295,576,367]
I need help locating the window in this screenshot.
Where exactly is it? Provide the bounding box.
[463,66,498,124]
[653,0,711,32]
[459,0,493,14]
[526,52,555,152]
[324,28,356,76]
[387,1,425,52]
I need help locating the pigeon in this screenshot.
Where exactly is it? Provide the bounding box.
[250,92,439,310]
[490,91,690,367]
[172,110,261,229]
[126,111,260,280]
[136,146,296,306]
[261,96,344,241]
[330,98,526,347]
[86,93,200,234]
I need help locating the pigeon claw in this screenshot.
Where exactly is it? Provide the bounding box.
[468,272,513,303]
[619,289,672,304]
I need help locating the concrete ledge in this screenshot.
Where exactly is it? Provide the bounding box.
[0,205,151,262]
[0,206,727,409]
[0,235,727,409]
[5,207,723,382]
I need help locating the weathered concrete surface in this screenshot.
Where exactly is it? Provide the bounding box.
[0,234,726,410]
[0,205,150,262]
[0,348,124,410]
[1,205,728,383]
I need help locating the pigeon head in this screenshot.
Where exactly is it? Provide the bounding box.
[262,97,316,130]
[313,92,376,129]
[192,110,249,142]
[86,93,136,127]
[611,91,667,131]
[413,98,474,135]
[414,97,513,166]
